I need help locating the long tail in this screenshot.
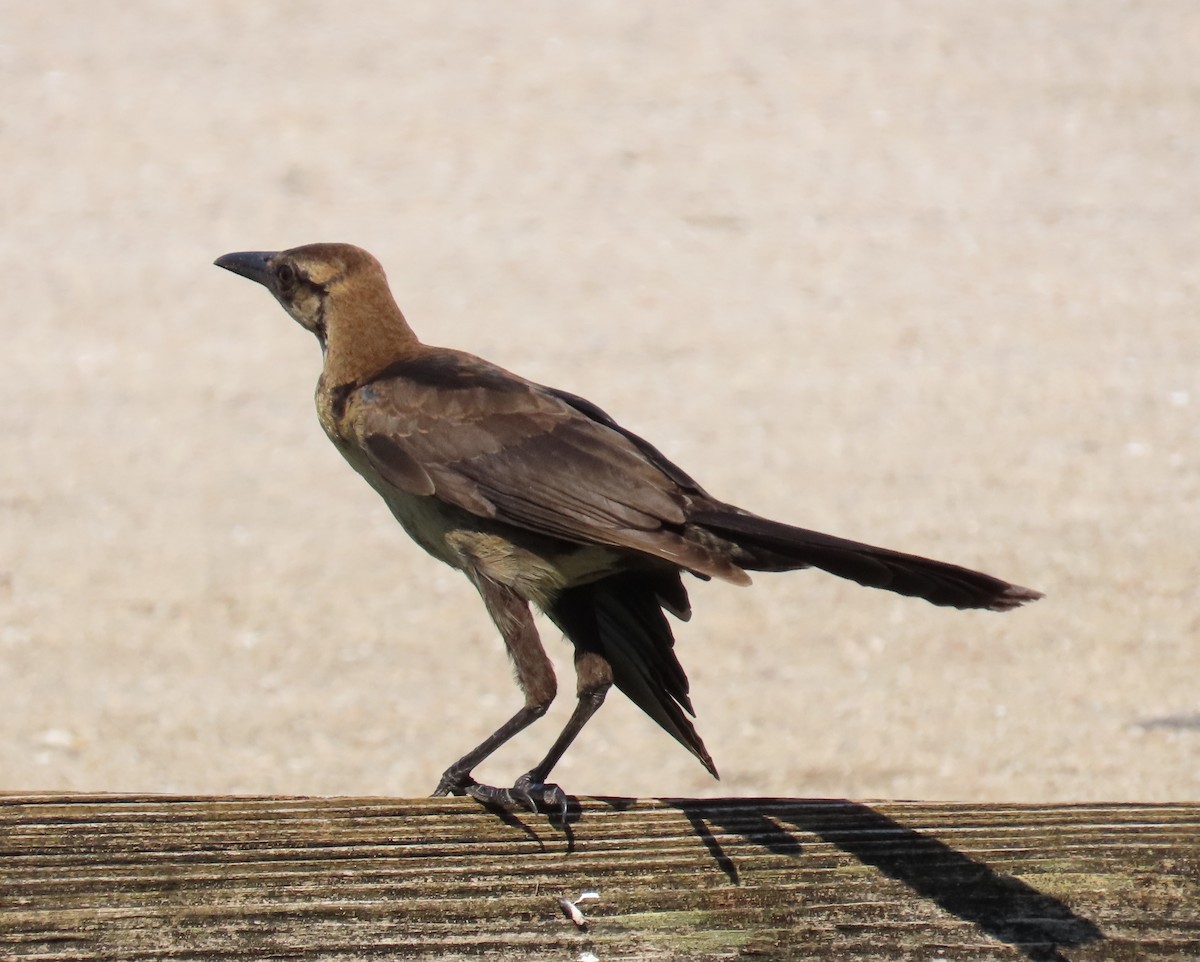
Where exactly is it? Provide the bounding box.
[547,572,718,777]
[690,509,1042,612]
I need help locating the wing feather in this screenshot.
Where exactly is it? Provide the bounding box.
[346,351,742,581]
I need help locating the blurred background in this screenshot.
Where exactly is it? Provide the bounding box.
[1,1,1196,802]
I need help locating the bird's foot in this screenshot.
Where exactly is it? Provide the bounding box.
[432,769,568,820]
[465,772,569,820]
[431,768,477,798]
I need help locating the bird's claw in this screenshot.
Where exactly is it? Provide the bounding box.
[431,770,477,798]
[464,772,569,820]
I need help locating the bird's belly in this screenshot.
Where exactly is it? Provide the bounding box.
[334,434,626,605]
[443,527,626,608]
[377,487,467,569]
[384,492,624,608]
[332,438,464,568]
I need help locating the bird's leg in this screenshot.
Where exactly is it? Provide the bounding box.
[467,650,613,819]
[431,703,549,797]
[469,692,604,819]
[525,650,612,786]
[433,573,558,804]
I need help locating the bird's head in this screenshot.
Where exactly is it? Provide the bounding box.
[215,243,417,376]
[215,243,387,345]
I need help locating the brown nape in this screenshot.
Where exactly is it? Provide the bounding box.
[215,241,1041,816]
[293,242,424,386]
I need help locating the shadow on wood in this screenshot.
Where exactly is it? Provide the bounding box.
[674,799,1102,961]
[1,794,1196,960]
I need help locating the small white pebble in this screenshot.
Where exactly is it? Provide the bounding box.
[559,889,600,930]
[559,898,587,929]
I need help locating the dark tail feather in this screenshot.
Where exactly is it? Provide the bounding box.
[547,572,718,778]
[690,509,1042,612]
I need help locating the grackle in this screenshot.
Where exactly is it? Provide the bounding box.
[215,243,1041,814]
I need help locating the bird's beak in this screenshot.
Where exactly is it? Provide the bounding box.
[214,250,276,287]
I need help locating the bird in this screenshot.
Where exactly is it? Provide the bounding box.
[215,242,1041,814]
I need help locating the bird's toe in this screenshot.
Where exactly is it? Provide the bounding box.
[463,773,569,819]
[432,769,477,798]
[513,772,569,820]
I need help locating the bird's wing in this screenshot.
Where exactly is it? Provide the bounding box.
[346,351,746,581]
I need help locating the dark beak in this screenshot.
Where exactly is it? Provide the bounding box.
[214,250,277,287]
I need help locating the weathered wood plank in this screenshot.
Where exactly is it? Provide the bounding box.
[0,795,1196,960]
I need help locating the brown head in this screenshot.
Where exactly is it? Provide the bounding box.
[215,243,419,380]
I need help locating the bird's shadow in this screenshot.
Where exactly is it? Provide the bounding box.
[668,798,1103,962]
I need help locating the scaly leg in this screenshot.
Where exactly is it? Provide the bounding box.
[465,649,614,818]
[432,572,559,808]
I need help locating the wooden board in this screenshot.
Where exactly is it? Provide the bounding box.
[2,794,1198,960]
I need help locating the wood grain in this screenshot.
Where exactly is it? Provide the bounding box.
[2,794,1197,960]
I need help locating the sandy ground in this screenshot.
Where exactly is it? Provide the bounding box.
[1,2,1197,804]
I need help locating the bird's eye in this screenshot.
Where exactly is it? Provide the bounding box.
[275,263,298,293]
